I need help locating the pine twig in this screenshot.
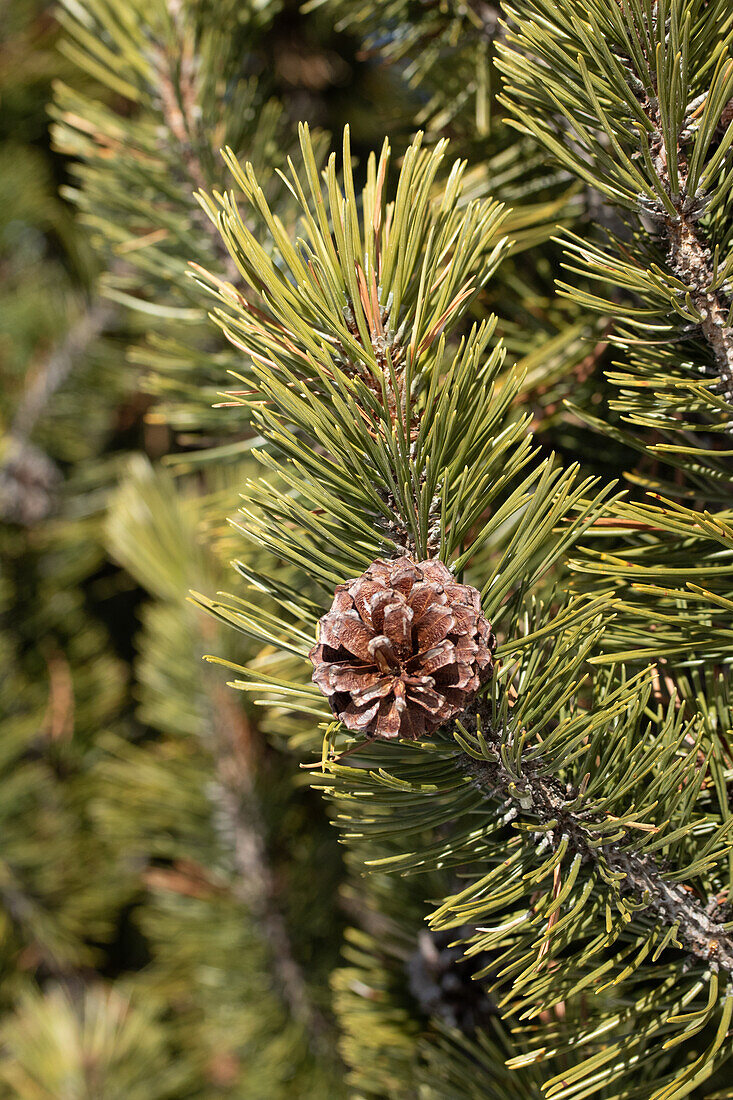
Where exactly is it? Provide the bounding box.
[0,298,114,524]
[666,212,733,405]
[649,119,733,406]
[152,0,240,283]
[207,678,329,1044]
[0,875,68,979]
[148,14,324,1031]
[458,708,733,976]
[10,299,113,443]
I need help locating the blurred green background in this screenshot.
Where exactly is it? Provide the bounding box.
[0,2,384,1093]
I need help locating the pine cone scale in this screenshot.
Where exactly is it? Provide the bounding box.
[322,612,375,661]
[407,582,439,620]
[415,605,456,650]
[328,665,390,695]
[344,698,382,729]
[310,556,496,741]
[408,643,454,676]
[382,600,413,650]
[352,582,390,629]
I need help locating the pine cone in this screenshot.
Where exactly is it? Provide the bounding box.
[309,557,495,740]
[407,929,498,1034]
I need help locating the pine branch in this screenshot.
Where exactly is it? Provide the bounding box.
[0,878,67,978]
[208,678,329,1044]
[0,297,114,524]
[643,91,733,405]
[9,299,113,443]
[192,122,733,1088]
[106,460,329,1046]
[152,0,240,283]
[155,0,210,200]
[458,703,733,975]
[497,0,733,432]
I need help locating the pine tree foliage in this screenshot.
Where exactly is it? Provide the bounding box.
[191,14,733,1090]
[496,0,733,692]
[4,0,733,1095]
[305,0,496,135]
[193,130,606,605]
[0,985,193,1100]
[331,857,548,1097]
[0,5,137,1065]
[312,0,623,451]
[2,0,349,1093]
[101,457,343,1095]
[498,0,733,433]
[50,0,297,436]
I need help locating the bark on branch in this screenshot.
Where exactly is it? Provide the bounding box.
[458,714,733,976]
[655,125,733,407]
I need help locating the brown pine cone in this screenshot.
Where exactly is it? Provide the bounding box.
[309,556,496,740]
